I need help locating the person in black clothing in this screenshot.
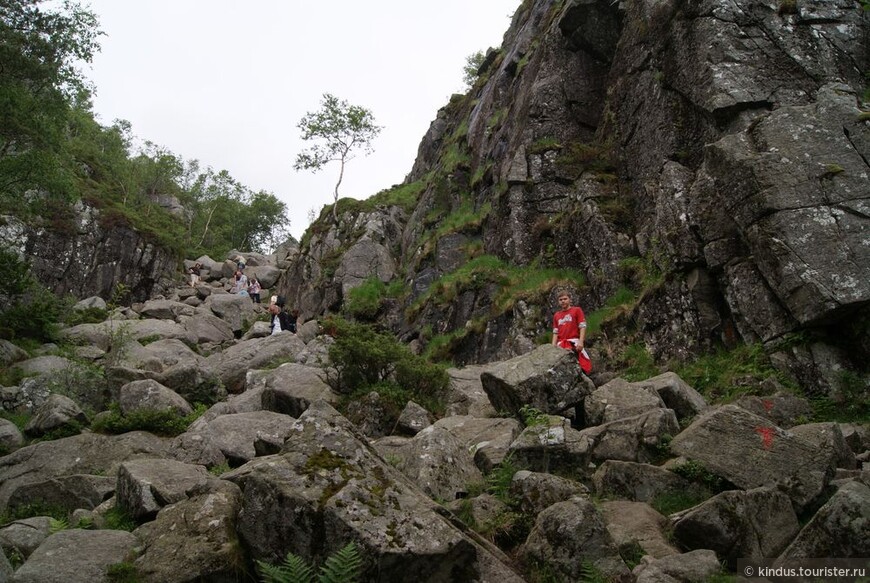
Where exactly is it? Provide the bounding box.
[287,309,299,334]
[269,296,293,334]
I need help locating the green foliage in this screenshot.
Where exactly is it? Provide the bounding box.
[518,405,549,428]
[366,179,426,213]
[528,137,562,154]
[91,403,207,437]
[106,562,140,583]
[323,317,448,404]
[63,306,108,326]
[650,489,711,515]
[555,142,615,179]
[463,50,487,90]
[486,455,520,502]
[671,460,727,492]
[294,93,381,221]
[1,501,68,525]
[103,505,137,531]
[674,343,786,403]
[257,542,362,583]
[810,370,870,423]
[0,247,61,342]
[49,517,69,534]
[585,286,637,335]
[618,540,646,570]
[619,343,659,382]
[209,462,232,476]
[344,278,389,321]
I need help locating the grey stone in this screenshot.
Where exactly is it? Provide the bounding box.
[509,470,589,516]
[0,420,23,452]
[670,404,834,510]
[139,299,195,320]
[396,401,433,436]
[585,377,667,426]
[175,410,297,466]
[445,365,498,418]
[0,516,51,560]
[481,344,591,416]
[7,474,115,515]
[0,340,28,368]
[116,458,210,521]
[734,392,813,429]
[23,394,88,437]
[259,363,339,418]
[779,480,870,559]
[203,293,256,334]
[592,460,699,504]
[179,312,235,345]
[432,415,521,472]
[789,422,857,470]
[225,400,524,582]
[633,549,723,583]
[204,332,306,393]
[634,372,709,421]
[132,480,245,582]
[72,296,107,311]
[600,500,679,560]
[11,529,137,583]
[119,379,193,417]
[672,486,800,563]
[10,355,72,378]
[520,497,630,581]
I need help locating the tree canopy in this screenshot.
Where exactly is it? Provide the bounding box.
[294,93,381,221]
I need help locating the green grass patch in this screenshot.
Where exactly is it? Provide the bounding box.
[367,179,427,213]
[585,286,637,335]
[674,343,786,403]
[91,403,207,437]
[103,505,137,531]
[650,489,711,515]
[620,343,659,382]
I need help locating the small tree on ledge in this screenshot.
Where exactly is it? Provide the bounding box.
[293,93,381,223]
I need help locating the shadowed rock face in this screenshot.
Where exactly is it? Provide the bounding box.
[276,0,868,396]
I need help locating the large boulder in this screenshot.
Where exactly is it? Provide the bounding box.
[259,363,340,418]
[778,480,870,559]
[520,497,629,581]
[7,474,115,514]
[23,394,88,437]
[0,516,51,560]
[0,339,28,367]
[139,299,195,320]
[480,344,591,416]
[125,338,202,373]
[0,432,167,513]
[789,422,856,470]
[396,401,433,436]
[432,415,522,472]
[670,404,834,510]
[10,355,72,378]
[578,408,679,465]
[246,264,282,288]
[584,377,666,426]
[11,529,137,583]
[116,458,210,522]
[592,460,698,504]
[386,426,484,502]
[224,400,525,582]
[733,392,813,429]
[179,312,235,345]
[0,419,23,452]
[509,470,589,516]
[507,415,590,475]
[204,333,306,393]
[633,549,722,583]
[176,411,297,466]
[203,294,257,334]
[132,479,245,582]
[118,379,193,417]
[632,372,709,421]
[599,500,679,559]
[445,365,498,418]
[671,486,800,564]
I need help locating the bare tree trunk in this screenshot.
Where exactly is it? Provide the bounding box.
[197,202,220,248]
[331,156,346,223]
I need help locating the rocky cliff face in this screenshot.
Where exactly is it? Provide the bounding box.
[279,0,869,397]
[15,201,178,302]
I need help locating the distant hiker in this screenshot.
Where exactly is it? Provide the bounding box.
[287,308,299,334]
[188,262,201,287]
[249,277,261,304]
[234,254,247,271]
[552,289,592,374]
[269,296,293,334]
[232,269,249,296]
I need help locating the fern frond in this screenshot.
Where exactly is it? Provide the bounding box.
[317,542,362,583]
[282,552,316,583]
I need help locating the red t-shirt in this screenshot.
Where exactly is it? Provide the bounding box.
[553,306,586,342]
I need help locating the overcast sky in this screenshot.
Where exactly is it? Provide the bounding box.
[83,1,519,241]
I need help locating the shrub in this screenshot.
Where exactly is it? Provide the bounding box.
[91,403,207,437]
[323,317,448,403]
[343,277,387,321]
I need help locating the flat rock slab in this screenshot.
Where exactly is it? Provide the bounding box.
[670,404,833,510]
[13,529,137,583]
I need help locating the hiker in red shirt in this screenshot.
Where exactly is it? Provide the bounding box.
[552,290,592,374]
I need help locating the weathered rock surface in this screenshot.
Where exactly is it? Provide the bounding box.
[672,486,800,564]
[204,333,306,393]
[119,379,193,417]
[509,470,588,516]
[599,500,678,560]
[225,400,524,582]
[445,365,497,418]
[432,415,522,473]
[584,377,666,426]
[259,363,339,418]
[481,345,590,417]
[633,372,709,421]
[670,405,833,510]
[0,432,167,513]
[7,474,115,514]
[633,549,722,583]
[521,497,629,581]
[116,458,210,521]
[23,394,88,437]
[778,480,870,559]
[175,411,297,467]
[132,479,245,582]
[12,528,138,583]
[592,460,697,504]
[396,401,433,436]
[0,516,51,560]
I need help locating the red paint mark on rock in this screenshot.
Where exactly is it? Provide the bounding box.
[762,399,774,413]
[755,426,775,449]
